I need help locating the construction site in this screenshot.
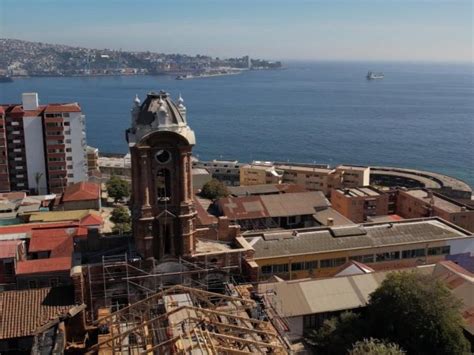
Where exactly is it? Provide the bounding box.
[72,254,293,354]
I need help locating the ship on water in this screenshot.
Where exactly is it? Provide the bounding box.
[366,71,384,80]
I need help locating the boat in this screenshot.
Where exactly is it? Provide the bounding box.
[0,75,13,83]
[176,74,194,80]
[366,71,384,80]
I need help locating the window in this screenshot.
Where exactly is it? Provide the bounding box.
[156,169,171,201]
[67,173,74,178]
[67,165,73,169]
[63,113,70,118]
[64,121,70,126]
[402,248,426,259]
[66,148,72,152]
[305,260,318,270]
[65,139,71,144]
[375,251,400,262]
[428,246,450,256]
[273,264,289,273]
[291,262,304,271]
[261,265,272,274]
[350,254,374,263]
[320,257,346,268]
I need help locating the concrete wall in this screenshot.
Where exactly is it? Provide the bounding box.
[22,116,47,194]
[68,112,87,184]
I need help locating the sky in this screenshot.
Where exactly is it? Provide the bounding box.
[0,0,472,62]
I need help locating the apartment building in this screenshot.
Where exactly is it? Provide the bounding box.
[330,186,389,223]
[192,159,243,186]
[397,189,474,232]
[335,165,370,187]
[0,93,88,194]
[240,161,283,186]
[276,164,341,195]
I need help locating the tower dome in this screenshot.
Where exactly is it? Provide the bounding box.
[126,91,195,146]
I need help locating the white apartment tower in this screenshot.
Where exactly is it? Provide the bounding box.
[0,93,88,194]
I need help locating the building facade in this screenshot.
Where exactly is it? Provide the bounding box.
[240,161,283,186]
[330,187,389,223]
[396,189,474,232]
[243,218,474,281]
[127,92,197,260]
[0,93,88,194]
[192,159,242,186]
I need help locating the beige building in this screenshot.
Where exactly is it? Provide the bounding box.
[86,146,99,172]
[243,217,474,281]
[276,164,341,195]
[397,189,474,232]
[240,161,283,186]
[330,187,389,223]
[335,165,370,187]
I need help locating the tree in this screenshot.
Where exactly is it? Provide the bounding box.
[110,206,130,224]
[305,311,366,354]
[367,271,469,354]
[106,176,130,202]
[110,206,131,235]
[200,179,229,200]
[112,222,131,235]
[349,338,404,355]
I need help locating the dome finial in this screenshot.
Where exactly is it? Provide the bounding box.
[178,93,184,105]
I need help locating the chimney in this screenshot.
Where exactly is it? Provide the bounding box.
[327,217,334,226]
[22,93,39,111]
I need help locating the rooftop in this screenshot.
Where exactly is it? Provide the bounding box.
[0,240,22,259]
[336,165,370,171]
[26,209,102,225]
[228,183,307,197]
[62,181,100,202]
[334,186,382,198]
[0,286,75,340]
[404,189,472,213]
[16,256,72,275]
[258,264,434,318]
[275,164,334,174]
[312,207,356,226]
[245,217,473,259]
[217,191,330,220]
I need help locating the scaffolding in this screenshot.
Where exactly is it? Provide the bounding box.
[85,254,244,323]
[87,284,290,354]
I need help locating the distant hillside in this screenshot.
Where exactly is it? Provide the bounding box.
[0,38,282,77]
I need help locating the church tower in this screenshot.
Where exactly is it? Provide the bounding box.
[126,91,196,260]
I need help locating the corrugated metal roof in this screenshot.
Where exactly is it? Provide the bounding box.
[247,218,472,259]
[218,191,329,220]
[259,272,388,317]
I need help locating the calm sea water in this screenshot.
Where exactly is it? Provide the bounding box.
[0,61,472,187]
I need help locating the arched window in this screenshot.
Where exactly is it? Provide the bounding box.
[156,169,171,202]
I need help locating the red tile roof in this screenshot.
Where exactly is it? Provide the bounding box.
[0,240,22,259]
[62,181,100,202]
[16,257,72,275]
[0,286,75,339]
[44,103,81,113]
[80,212,103,226]
[28,233,73,258]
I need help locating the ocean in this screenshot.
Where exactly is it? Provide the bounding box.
[0,61,472,187]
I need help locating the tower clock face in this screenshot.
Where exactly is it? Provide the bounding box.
[155,149,171,164]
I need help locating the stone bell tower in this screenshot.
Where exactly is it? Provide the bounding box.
[126,91,196,260]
